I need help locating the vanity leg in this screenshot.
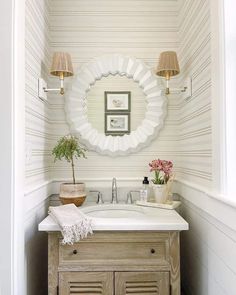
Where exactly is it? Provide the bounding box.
[169,232,180,295]
[48,234,59,295]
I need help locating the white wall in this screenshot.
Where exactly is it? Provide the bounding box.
[0,1,15,294]
[25,0,51,294]
[0,0,25,294]
[24,201,49,295]
[180,198,236,295]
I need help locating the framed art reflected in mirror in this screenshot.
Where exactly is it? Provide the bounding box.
[105,113,130,136]
[65,54,167,156]
[105,91,131,112]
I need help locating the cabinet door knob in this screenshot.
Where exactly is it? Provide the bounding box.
[150,248,156,254]
[73,249,78,255]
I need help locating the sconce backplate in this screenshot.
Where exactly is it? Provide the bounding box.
[183,77,192,101]
[38,78,47,101]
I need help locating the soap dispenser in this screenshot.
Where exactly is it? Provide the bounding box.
[140,176,150,202]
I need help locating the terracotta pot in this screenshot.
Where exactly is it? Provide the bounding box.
[59,183,86,207]
[152,184,167,204]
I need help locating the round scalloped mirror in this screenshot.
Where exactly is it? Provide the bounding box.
[65,54,167,156]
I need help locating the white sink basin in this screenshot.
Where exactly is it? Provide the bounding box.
[81,204,145,218]
[38,202,189,231]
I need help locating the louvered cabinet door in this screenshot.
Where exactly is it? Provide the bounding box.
[115,272,170,295]
[59,272,113,295]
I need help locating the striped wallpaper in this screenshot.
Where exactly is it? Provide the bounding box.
[47,0,180,183]
[177,0,212,189]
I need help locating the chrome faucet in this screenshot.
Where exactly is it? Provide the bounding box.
[111,177,118,204]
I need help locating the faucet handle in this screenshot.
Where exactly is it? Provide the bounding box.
[97,192,104,204]
[89,190,104,204]
[126,192,133,204]
[126,190,140,204]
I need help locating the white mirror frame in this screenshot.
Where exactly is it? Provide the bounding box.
[65,54,167,156]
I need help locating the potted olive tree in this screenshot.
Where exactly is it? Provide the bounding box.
[52,135,87,206]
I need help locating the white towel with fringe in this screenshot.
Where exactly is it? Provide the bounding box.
[49,204,93,245]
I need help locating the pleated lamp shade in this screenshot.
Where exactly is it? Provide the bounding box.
[156,51,180,78]
[50,52,74,77]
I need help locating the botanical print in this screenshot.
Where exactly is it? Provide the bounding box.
[105,113,130,135]
[105,91,131,112]
[110,117,125,129]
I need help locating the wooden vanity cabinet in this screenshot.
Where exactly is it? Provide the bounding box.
[59,272,113,294]
[48,231,180,295]
[59,271,170,295]
[115,272,170,295]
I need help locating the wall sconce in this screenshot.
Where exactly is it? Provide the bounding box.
[156,51,192,99]
[38,52,74,101]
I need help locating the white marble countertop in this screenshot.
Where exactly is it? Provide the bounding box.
[38,202,189,232]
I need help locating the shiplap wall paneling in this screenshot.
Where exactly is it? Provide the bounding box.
[180,199,236,295]
[24,200,49,295]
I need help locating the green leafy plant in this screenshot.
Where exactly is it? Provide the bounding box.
[52,135,87,184]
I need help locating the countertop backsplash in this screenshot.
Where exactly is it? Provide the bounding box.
[49,189,181,207]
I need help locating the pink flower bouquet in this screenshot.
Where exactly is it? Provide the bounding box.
[149,159,173,185]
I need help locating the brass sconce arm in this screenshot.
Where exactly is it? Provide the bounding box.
[43,72,65,95]
[38,52,73,101]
